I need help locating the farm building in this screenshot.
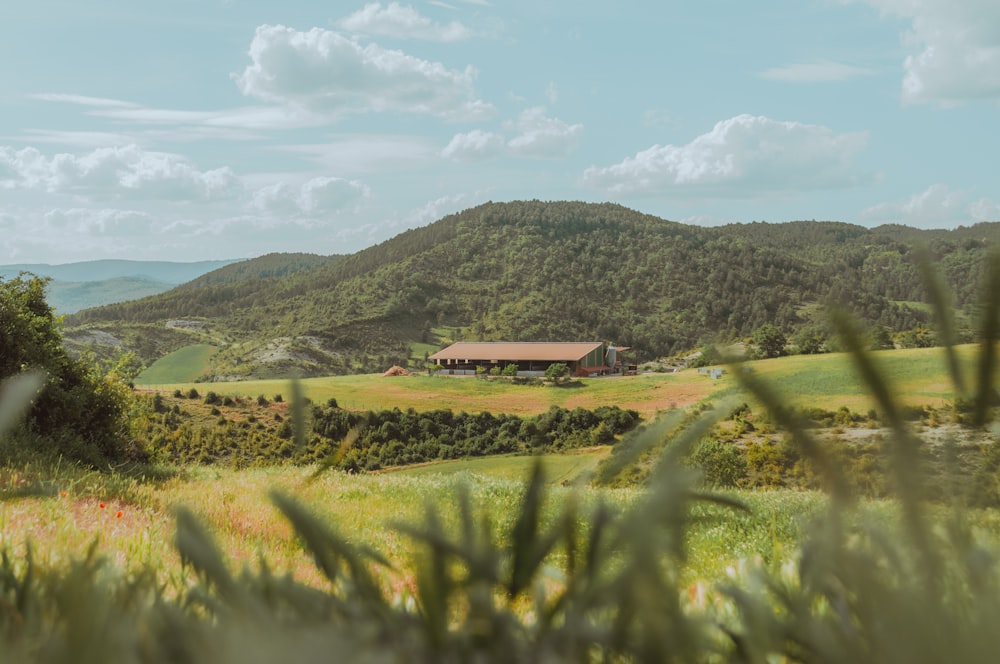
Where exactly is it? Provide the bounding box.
[429,341,636,377]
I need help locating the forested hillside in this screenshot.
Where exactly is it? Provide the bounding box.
[66,201,998,378]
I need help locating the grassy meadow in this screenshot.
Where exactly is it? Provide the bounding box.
[0,460,832,592]
[136,343,981,418]
[134,343,217,384]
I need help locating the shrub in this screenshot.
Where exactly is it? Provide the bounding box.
[690,439,748,487]
[0,275,138,466]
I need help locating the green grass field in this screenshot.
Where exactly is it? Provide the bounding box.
[0,459,830,591]
[135,344,217,385]
[388,447,612,484]
[137,344,982,417]
[743,345,982,412]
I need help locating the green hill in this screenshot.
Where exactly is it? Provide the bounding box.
[66,201,999,378]
[177,252,336,290]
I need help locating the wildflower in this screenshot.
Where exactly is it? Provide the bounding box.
[59,491,68,498]
[99,502,106,509]
[116,511,123,519]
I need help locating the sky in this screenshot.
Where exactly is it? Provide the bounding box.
[1,0,999,264]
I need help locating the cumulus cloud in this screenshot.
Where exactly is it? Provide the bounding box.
[250,176,370,217]
[582,114,869,196]
[337,2,473,41]
[233,24,493,120]
[969,197,1000,221]
[441,129,505,161]
[506,107,583,159]
[861,184,999,226]
[853,0,1000,104]
[0,145,240,201]
[759,61,874,82]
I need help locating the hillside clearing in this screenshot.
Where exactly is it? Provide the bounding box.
[136,344,217,384]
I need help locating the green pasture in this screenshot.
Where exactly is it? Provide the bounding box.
[135,344,217,385]
[387,447,612,484]
[742,345,982,412]
[138,370,716,417]
[138,344,982,417]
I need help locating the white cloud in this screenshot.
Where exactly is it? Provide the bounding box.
[43,208,152,235]
[233,24,493,120]
[250,176,370,217]
[403,193,474,227]
[28,93,140,109]
[859,183,994,226]
[759,61,874,82]
[642,109,673,127]
[969,197,1000,221]
[0,145,241,201]
[279,134,437,174]
[337,2,473,41]
[681,214,738,227]
[441,129,505,161]
[854,0,1000,104]
[545,82,558,104]
[506,107,583,159]
[582,114,869,196]
[16,130,139,149]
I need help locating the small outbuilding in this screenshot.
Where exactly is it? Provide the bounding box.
[429,341,635,377]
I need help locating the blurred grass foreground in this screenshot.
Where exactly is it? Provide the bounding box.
[3,256,1000,662]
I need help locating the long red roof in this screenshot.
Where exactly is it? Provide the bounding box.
[429,341,604,362]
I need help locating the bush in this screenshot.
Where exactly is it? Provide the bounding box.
[691,439,748,487]
[0,275,138,466]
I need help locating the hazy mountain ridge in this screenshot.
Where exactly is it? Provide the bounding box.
[0,259,239,284]
[0,259,244,314]
[64,201,996,378]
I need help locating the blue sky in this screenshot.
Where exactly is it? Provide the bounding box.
[2,0,999,263]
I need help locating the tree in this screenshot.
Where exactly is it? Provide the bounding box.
[545,362,570,384]
[0,274,138,466]
[751,324,787,359]
[791,325,826,355]
[870,325,895,351]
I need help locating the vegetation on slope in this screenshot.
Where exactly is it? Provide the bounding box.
[0,275,140,466]
[65,201,1000,378]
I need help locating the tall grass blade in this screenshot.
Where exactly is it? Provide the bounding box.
[0,371,45,439]
[829,307,941,585]
[974,250,1000,427]
[734,364,853,506]
[270,490,391,603]
[173,506,236,602]
[595,408,687,485]
[289,377,307,451]
[915,245,965,394]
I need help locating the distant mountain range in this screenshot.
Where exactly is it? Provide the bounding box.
[63,201,1000,379]
[0,259,239,313]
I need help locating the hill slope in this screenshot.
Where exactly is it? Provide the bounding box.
[66,201,998,378]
